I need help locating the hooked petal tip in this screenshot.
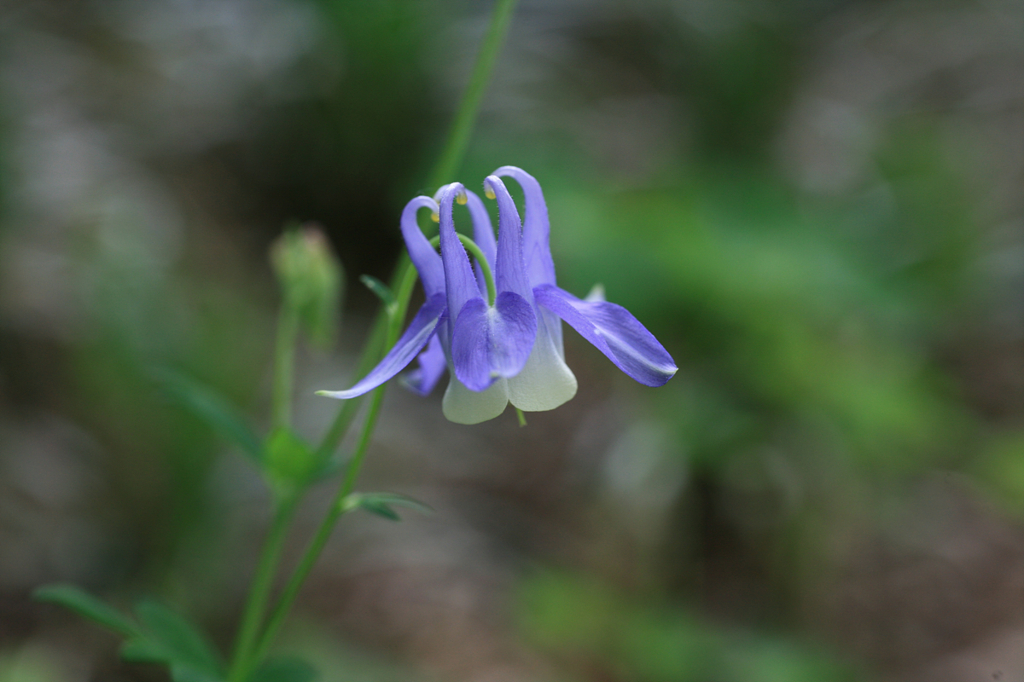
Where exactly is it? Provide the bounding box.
[482,177,497,200]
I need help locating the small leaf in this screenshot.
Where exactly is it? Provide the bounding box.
[345,492,433,521]
[248,657,318,682]
[360,275,396,311]
[263,427,320,490]
[149,367,263,463]
[122,640,227,682]
[359,497,402,521]
[33,584,138,637]
[134,599,223,677]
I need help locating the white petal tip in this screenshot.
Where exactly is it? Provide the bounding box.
[507,331,578,412]
[316,390,348,399]
[442,377,509,424]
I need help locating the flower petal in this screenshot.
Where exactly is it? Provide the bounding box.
[450,292,537,392]
[442,376,509,424]
[493,166,556,289]
[400,196,444,298]
[485,175,534,302]
[318,293,447,399]
[401,333,447,396]
[437,183,484,321]
[491,168,563,350]
[507,316,578,411]
[465,190,497,296]
[534,284,677,387]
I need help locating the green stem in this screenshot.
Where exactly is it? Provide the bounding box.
[251,271,414,664]
[272,306,300,430]
[252,386,387,665]
[244,0,519,668]
[428,0,519,189]
[316,0,516,460]
[227,498,297,682]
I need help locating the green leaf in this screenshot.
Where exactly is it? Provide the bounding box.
[122,637,226,682]
[359,274,396,311]
[134,599,224,677]
[343,492,433,521]
[171,666,226,682]
[149,367,263,464]
[120,638,167,663]
[247,657,318,682]
[264,427,320,490]
[33,584,138,637]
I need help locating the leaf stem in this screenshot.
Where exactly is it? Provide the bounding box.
[251,267,417,665]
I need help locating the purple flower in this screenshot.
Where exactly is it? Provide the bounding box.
[318,167,676,424]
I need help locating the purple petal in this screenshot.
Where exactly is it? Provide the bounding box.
[493,166,556,289]
[450,292,537,392]
[534,284,677,387]
[318,294,447,399]
[437,183,484,322]
[400,196,444,298]
[401,333,447,396]
[465,190,497,296]
[484,175,533,302]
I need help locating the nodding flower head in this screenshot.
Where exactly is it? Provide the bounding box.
[318,167,676,424]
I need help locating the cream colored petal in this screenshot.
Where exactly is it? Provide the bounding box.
[442,376,509,424]
[507,329,578,412]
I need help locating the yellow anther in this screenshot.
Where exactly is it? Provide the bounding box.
[431,211,440,223]
[484,184,496,200]
[456,190,468,205]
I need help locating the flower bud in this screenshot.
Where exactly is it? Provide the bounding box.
[270,223,343,348]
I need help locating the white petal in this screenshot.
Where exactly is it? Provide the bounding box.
[442,376,509,424]
[507,328,578,412]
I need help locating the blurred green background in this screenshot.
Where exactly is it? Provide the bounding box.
[1,0,1021,680]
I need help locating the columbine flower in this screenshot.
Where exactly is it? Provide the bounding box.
[319,167,676,424]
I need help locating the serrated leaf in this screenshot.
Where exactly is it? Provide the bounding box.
[134,599,223,677]
[149,367,263,464]
[33,584,138,637]
[359,274,396,310]
[247,657,318,682]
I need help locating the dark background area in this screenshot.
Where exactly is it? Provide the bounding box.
[0,0,1021,680]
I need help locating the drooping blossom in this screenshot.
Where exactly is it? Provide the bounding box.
[318,167,676,424]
